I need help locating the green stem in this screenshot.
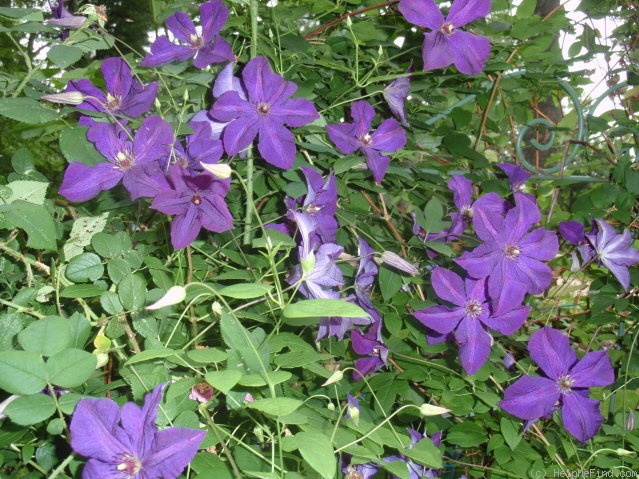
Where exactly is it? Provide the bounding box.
[48,453,75,479]
[199,407,244,479]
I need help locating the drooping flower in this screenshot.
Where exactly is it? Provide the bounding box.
[189,381,215,403]
[383,64,413,126]
[351,320,388,380]
[140,0,234,69]
[498,163,532,194]
[70,383,205,479]
[585,218,639,290]
[210,56,319,169]
[47,0,86,34]
[326,101,406,184]
[500,327,614,443]
[455,193,559,296]
[66,57,159,118]
[398,0,492,75]
[59,116,173,202]
[413,267,530,374]
[151,166,234,249]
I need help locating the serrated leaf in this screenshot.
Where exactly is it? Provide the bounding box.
[47,45,84,68]
[295,431,336,479]
[0,98,58,124]
[124,348,177,366]
[4,394,56,425]
[0,351,48,394]
[46,349,97,387]
[18,316,70,356]
[204,370,242,394]
[185,348,228,364]
[63,212,108,260]
[5,180,47,205]
[248,397,303,417]
[283,299,369,319]
[218,283,273,299]
[65,252,104,282]
[4,200,57,250]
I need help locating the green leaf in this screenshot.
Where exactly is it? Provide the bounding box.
[190,452,233,479]
[446,422,487,447]
[500,417,522,451]
[91,231,131,258]
[119,274,147,310]
[47,45,84,69]
[220,313,269,375]
[46,349,97,387]
[248,397,303,417]
[379,266,403,302]
[5,180,47,205]
[283,299,369,319]
[0,351,48,394]
[18,316,70,356]
[185,348,228,364]
[0,313,25,351]
[100,291,123,314]
[402,437,442,469]
[4,394,56,425]
[65,252,104,282]
[124,348,177,366]
[59,127,106,166]
[0,98,58,124]
[4,201,57,250]
[218,283,273,299]
[63,212,108,260]
[59,284,105,298]
[294,431,336,479]
[204,370,242,394]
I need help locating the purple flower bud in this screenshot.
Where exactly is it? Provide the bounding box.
[46,15,87,29]
[41,91,85,105]
[380,251,419,275]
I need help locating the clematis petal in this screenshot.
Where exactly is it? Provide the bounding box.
[456,316,492,375]
[133,115,174,165]
[193,37,234,68]
[140,36,195,67]
[271,97,319,127]
[211,90,256,122]
[447,0,492,27]
[448,175,473,212]
[504,193,541,244]
[198,195,234,233]
[455,242,501,278]
[166,11,196,43]
[350,101,376,138]
[101,58,132,102]
[519,228,559,261]
[119,384,164,454]
[221,114,260,156]
[65,79,106,112]
[449,30,491,75]
[143,427,206,478]
[370,118,406,153]
[561,393,604,443]
[326,123,360,154]
[59,162,123,202]
[81,459,124,479]
[363,148,391,184]
[170,204,202,250]
[383,69,412,126]
[398,0,445,31]
[119,81,159,117]
[422,31,454,72]
[431,267,468,306]
[570,351,615,388]
[413,305,466,335]
[529,327,577,380]
[500,375,560,420]
[241,56,286,104]
[200,0,228,42]
[258,119,297,169]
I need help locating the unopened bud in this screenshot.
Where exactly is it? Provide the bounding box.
[211,301,223,317]
[615,448,636,457]
[321,369,344,387]
[380,251,419,275]
[146,285,186,310]
[200,162,232,179]
[625,410,635,431]
[419,403,450,416]
[93,351,109,368]
[327,402,336,411]
[46,15,88,29]
[41,91,85,105]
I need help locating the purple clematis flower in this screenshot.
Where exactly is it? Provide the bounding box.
[398,0,492,75]
[383,64,413,127]
[558,220,586,246]
[351,320,388,380]
[70,383,205,479]
[413,267,530,375]
[498,162,532,194]
[151,166,233,249]
[210,56,319,169]
[47,0,86,37]
[500,327,614,443]
[585,219,639,290]
[455,193,559,296]
[171,120,224,176]
[140,0,234,69]
[66,57,159,118]
[326,101,406,184]
[59,116,173,202]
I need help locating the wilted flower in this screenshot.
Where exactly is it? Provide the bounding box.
[189,381,215,403]
[383,64,413,126]
[398,0,492,75]
[500,327,614,443]
[70,383,205,478]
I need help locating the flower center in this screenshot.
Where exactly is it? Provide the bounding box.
[189,33,204,49]
[115,151,135,170]
[105,93,122,112]
[461,205,473,219]
[257,102,271,116]
[464,299,483,319]
[359,133,373,148]
[304,203,322,214]
[116,454,142,476]
[503,243,521,260]
[191,194,202,205]
[441,22,456,35]
[346,466,364,479]
[556,374,574,394]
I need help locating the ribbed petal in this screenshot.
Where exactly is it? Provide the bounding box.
[447,0,492,27]
[70,398,130,460]
[120,81,158,117]
[151,191,191,216]
[450,31,491,75]
[198,196,234,233]
[193,37,234,68]
[519,228,559,261]
[363,148,391,184]
[258,120,297,169]
[326,123,360,154]
[483,304,530,335]
[271,98,319,127]
[140,37,194,67]
[529,327,577,380]
[570,351,614,388]
[221,115,260,156]
[242,56,287,104]
[211,91,256,122]
[122,163,169,200]
[561,393,604,443]
[500,376,559,420]
[398,0,444,30]
[200,0,228,41]
[422,31,454,72]
[504,193,540,243]
[431,268,467,306]
[448,175,473,211]
[456,316,492,375]
[59,162,122,202]
[143,428,206,478]
[134,115,174,165]
[166,11,196,43]
[383,71,411,126]
[455,242,501,278]
[507,256,553,295]
[170,204,201,249]
[350,101,376,138]
[119,384,164,455]
[413,304,466,334]
[354,356,383,381]
[101,58,132,101]
[371,118,406,152]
